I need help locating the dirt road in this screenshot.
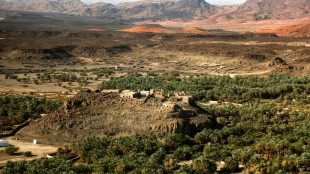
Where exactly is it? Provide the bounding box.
[0,137,58,167]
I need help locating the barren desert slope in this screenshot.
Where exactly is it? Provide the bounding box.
[257,23,310,37]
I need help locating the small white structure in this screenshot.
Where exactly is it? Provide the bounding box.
[41,114,48,117]
[47,153,57,159]
[140,91,150,97]
[33,139,37,144]
[0,139,9,147]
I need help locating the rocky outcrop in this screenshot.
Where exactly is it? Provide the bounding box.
[6,47,73,60]
[71,45,132,58]
[271,57,287,65]
[17,92,214,143]
[269,57,296,73]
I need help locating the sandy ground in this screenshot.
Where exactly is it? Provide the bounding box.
[178,160,225,171]
[0,72,103,94]
[0,136,58,167]
[0,35,307,95]
[119,26,213,34]
[0,74,66,93]
[84,29,105,32]
[136,17,310,32]
[78,57,94,63]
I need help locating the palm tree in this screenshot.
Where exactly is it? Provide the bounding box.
[299,152,310,170]
[223,157,239,173]
[192,156,216,174]
[194,129,212,145]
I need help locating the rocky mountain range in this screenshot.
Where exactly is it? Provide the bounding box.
[214,0,310,21]
[1,0,309,23]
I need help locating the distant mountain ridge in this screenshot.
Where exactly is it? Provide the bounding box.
[215,0,310,21]
[1,0,309,24]
[3,0,44,4]
[115,0,218,21]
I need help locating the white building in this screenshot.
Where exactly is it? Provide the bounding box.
[140,91,150,97]
[0,140,9,147]
[120,91,139,98]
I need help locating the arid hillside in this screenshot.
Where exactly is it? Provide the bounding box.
[115,0,220,21]
[119,26,175,33]
[17,92,213,144]
[0,28,309,77]
[257,23,310,37]
[118,26,213,34]
[214,0,310,21]
[0,0,310,26]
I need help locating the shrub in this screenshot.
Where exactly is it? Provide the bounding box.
[4,146,19,155]
[163,134,195,150]
[24,151,32,157]
[173,145,193,160]
[164,156,177,171]
[147,71,157,76]
[175,165,195,174]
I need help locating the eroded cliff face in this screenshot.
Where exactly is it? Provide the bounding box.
[17,92,214,144]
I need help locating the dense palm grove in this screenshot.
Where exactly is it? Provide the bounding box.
[101,73,310,104]
[0,95,62,133]
[2,74,310,173]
